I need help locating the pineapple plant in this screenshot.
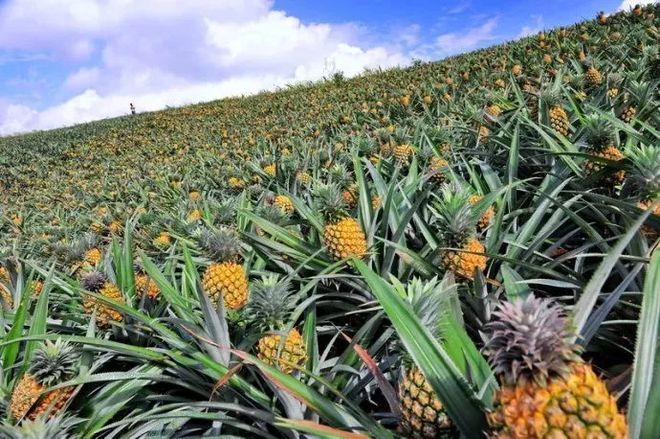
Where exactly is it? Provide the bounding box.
[135,265,160,300]
[582,114,625,185]
[626,143,660,238]
[249,274,306,374]
[199,227,249,310]
[9,340,78,421]
[482,295,628,438]
[434,185,488,280]
[397,278,455,438]
[81,271,125,328]
[315,183,367,261]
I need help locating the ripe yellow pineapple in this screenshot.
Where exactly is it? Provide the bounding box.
[82,271,125,328]
[399,367,453,439]
[435,185,488,280]
[511,64,522,76]
[228,176,246,189]
[585,65,603,87]
[249,274,306,374]
[483,295,628,438]
[263,163,276,177]
[469,194,495,230]
[135,273,160,299]
[549,105,569,137]
[315,184,367,261]
[393,143,415,164]
[9,340,78,421]
[153,231,172,249]
[397,278,456,438]
[583,115,626,185]
[200,227,248,310]
[273,195,295,214]
[83,248,103,269]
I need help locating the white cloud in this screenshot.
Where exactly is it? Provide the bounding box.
[618,0,656,11]
[435,18,499,55]
[518,16,544,38]
[0,0,408,135]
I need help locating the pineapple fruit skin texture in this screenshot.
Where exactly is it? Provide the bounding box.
[441,238,487,280]
[274,195,295,214]
[488,363,628,439]
[136,274,160,299]
[549,105,570,137]
[584,146,626,185]
[83,282,124,328]
[202,261,248,310]
[257,328,306,374]
[9,374,74,421]
[469,194,495,230]
[399,367,453,439]
[429,157,449,183]
[323,217,368,260]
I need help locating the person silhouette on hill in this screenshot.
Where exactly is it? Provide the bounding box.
[130,103,136,115]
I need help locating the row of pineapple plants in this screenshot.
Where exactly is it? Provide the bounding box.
[0,3,658,438]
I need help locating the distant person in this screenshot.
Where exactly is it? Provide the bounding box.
[130,103,136,115]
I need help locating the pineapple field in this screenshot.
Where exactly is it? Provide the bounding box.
[1,4,659,438]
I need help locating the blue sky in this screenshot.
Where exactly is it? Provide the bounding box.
[0,0,646,135]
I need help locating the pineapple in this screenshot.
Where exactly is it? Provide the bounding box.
[263,163,276,177]
[469,194,495,230]
[434,185,487,280]
[296,171,311,185]
[482,295,628,438]
[542,89,570,137]
[394,143,415,164]
[582,114,625,185]
[397,278,456,438]
[273,195,295,214]
[9,340,78,421]
[315,184,367,261]
[1,284,12,311]
[429,156,449,184]
[249,274,306,374]
[627,144,660,238]
[135,272,160,299]
[620,104,636,123]
[342,184,358,209]
[199,227,248,310]
[584,62,603,88]
[153,231,172,249]
[81,271,125,328]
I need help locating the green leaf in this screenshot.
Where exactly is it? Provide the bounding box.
[628,248,660,439]
[353,259,487,437]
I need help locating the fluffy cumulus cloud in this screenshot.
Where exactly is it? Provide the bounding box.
[0,0,408,135]
[618,0,656,11]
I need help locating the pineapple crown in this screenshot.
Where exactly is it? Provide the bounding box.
[81,271,108,292]
[255,203,288,225]
[199,227,242,262]
[625,143,660,201]
[482,295,580,385]
[432,184,478,246]
[313,183,348,222]
[539,86,563,108]
[28,339,79,386]
[393,277,453,366]
[247,274,298,330]
[0,414,80,439]
[582,113,616,150]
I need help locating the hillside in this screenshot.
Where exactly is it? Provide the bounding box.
[0,4,659,438]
